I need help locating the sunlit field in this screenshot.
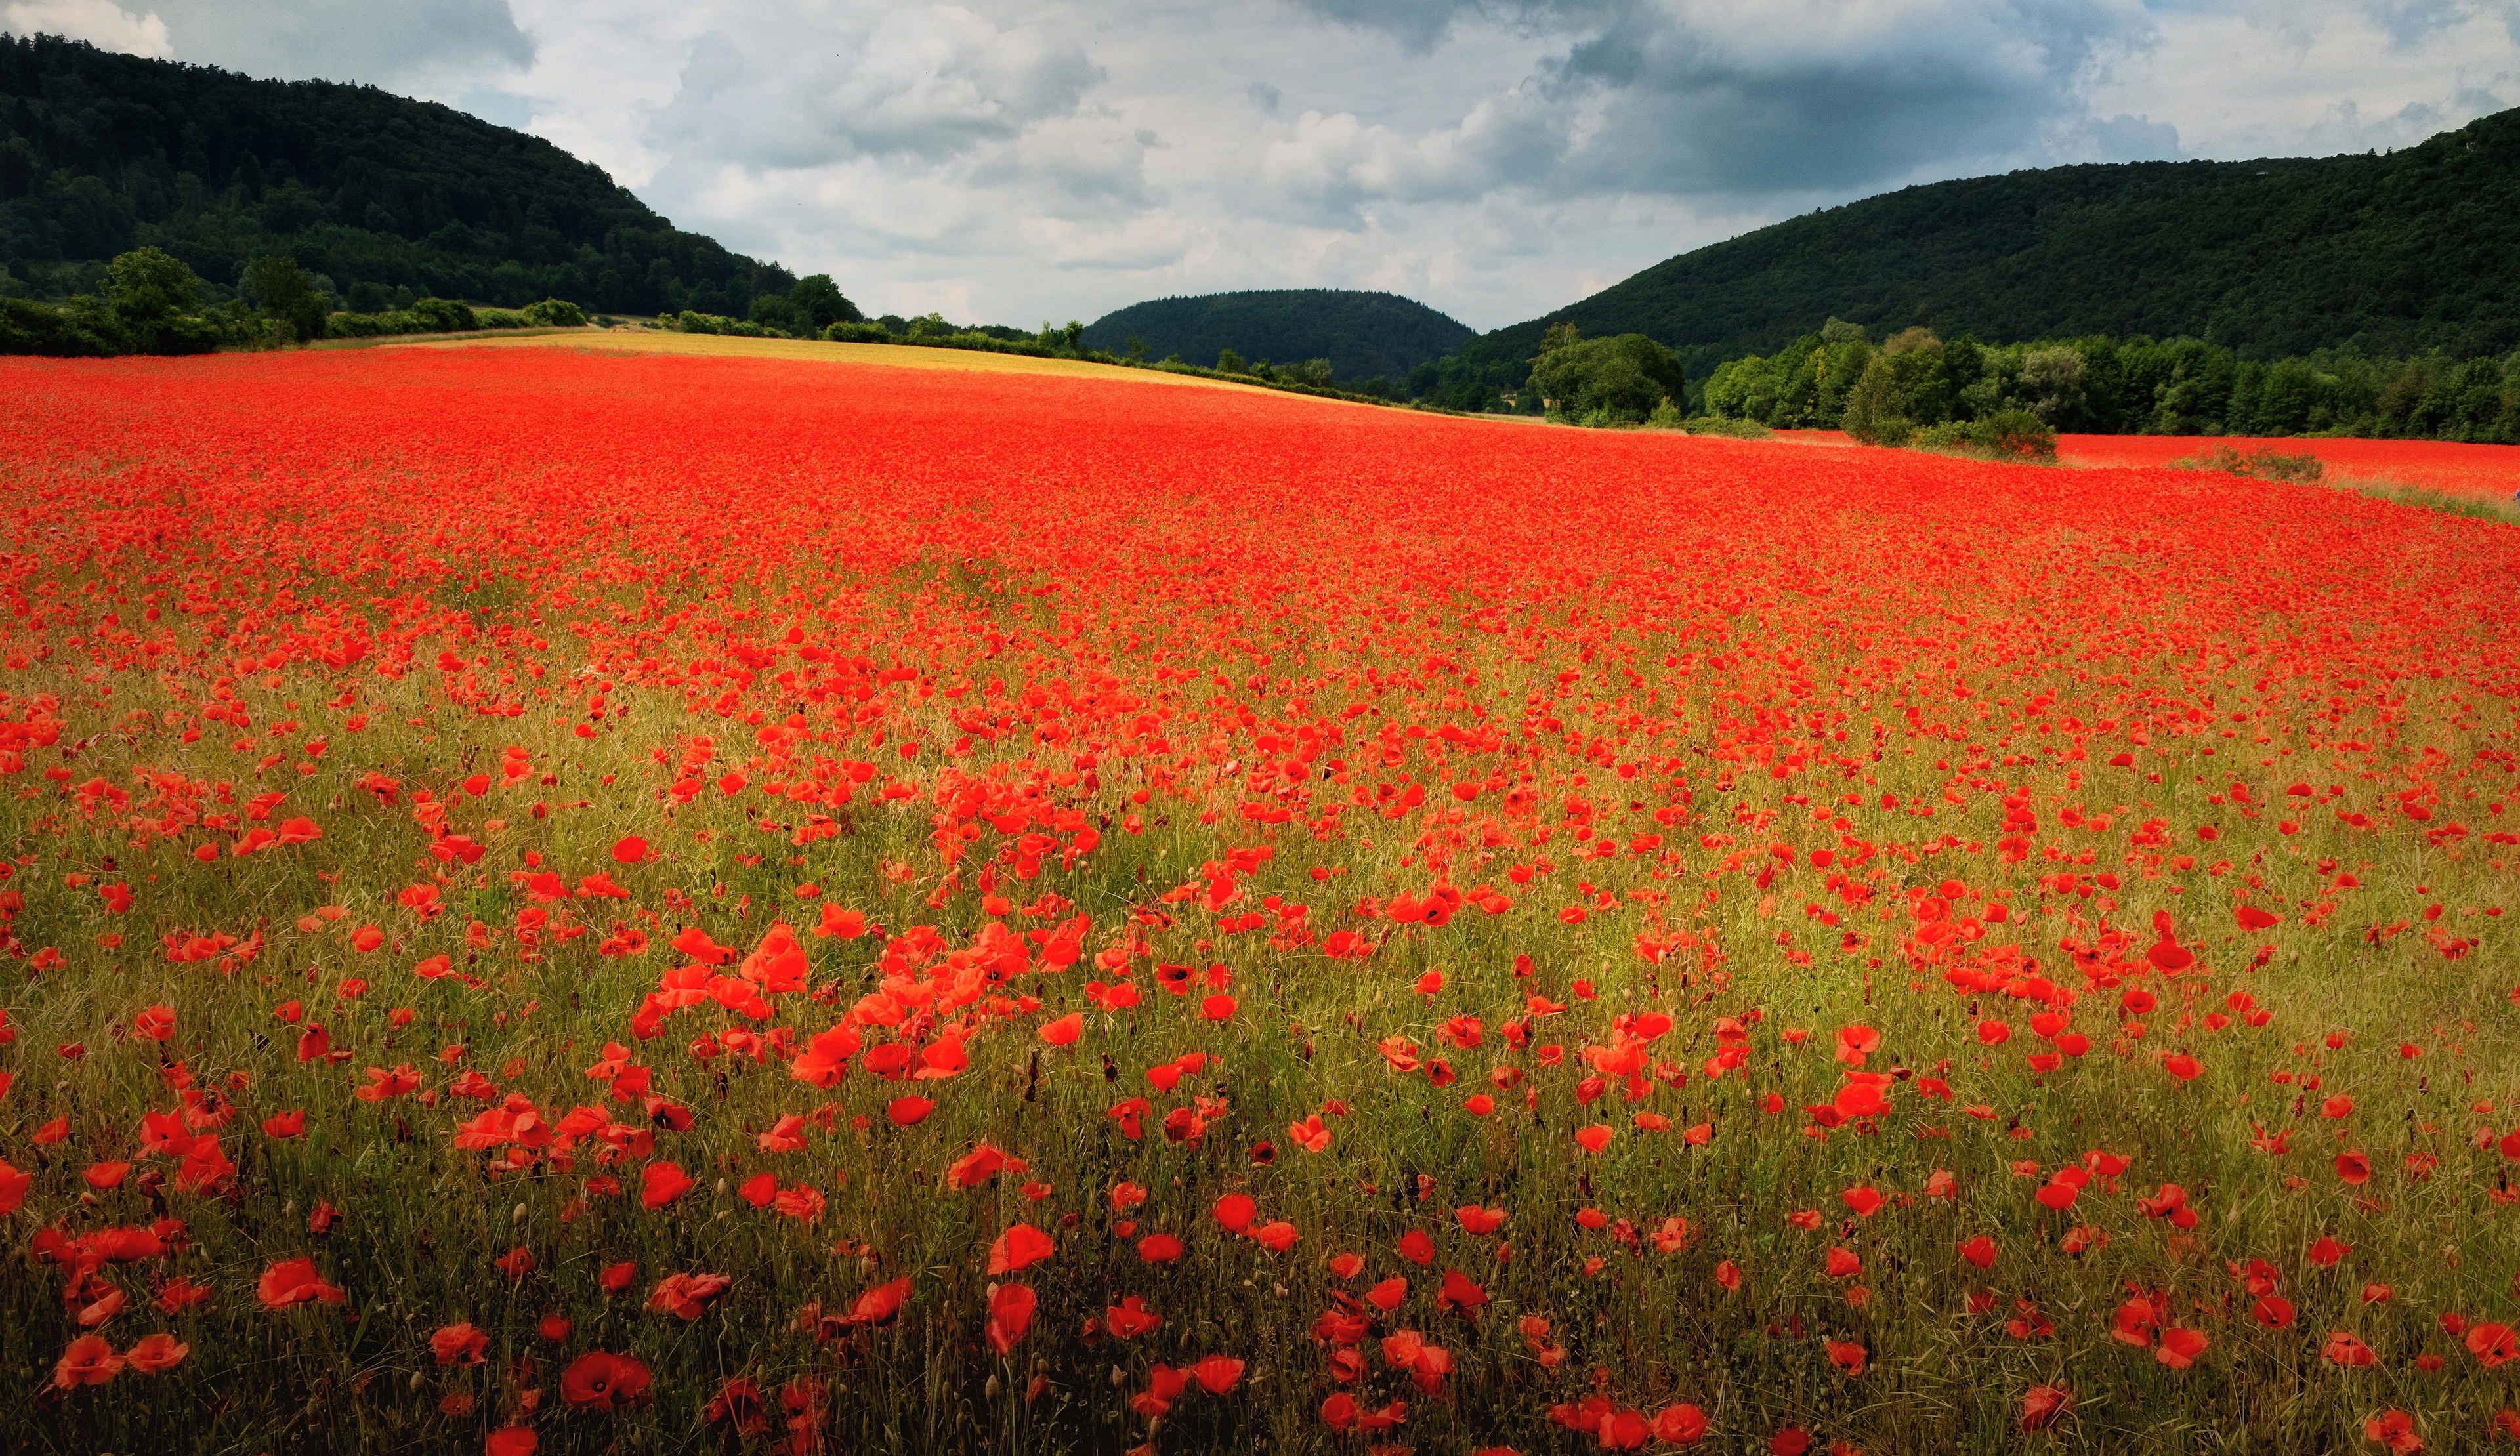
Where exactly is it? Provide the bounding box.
[3,344,2518,1456]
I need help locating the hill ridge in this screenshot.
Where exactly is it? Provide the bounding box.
[1444,106,2520,386]
[1082,287,1473,384]
[0,32,791,316]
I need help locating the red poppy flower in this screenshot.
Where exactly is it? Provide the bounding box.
[986,1283,1036,1355]
[559,1350,653,1410]
[255,1257,346,1310]
[53,1334,123,1390]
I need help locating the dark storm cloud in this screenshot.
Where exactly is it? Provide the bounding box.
[1528,1,2160,196]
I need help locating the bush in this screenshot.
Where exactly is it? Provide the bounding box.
[410,297,478,333]
[0,295,117,356]
[824,321,894,343]
[325,298,592,339]
[1917,411,2058,461]
[673,310,781,338]
[2168,444,2324,482]
[1680,415,1773,440]
[2,249,264,355]
[1971,409,2058,460]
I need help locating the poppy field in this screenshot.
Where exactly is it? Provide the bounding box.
[3,342,2519,1455]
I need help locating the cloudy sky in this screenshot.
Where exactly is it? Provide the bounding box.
[11,0,2519,329]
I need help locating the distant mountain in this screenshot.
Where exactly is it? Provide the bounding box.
[1448,105,2520,386]
[1082,289,1474,383]
[0,33,791,315]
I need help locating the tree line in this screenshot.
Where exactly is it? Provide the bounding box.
[1384,317,2520,445]
[1700,322,2520,443]
[0,245,597,354]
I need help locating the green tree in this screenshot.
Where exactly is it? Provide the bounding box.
[1527,334,1686,424]
[1841,356,1914,446]
[1879,330,1954,426]
[747,292,797,333]
[1062,320,1085,352]
[1216,348,1246,375]
[787,275,860,330]
[242,255,331,344]
[2017,346,2087,427]
[1815,341,1874,426]
[104,247,221,354]
[106,246,198,325]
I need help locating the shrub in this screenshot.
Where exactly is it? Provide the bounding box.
[2168,445,2324,482]
[824,321,894,343]
[410,297,478,333]
[524,299,587,327]
[1918,411,2057,461]
[673,310,781,338]
[0,295,117,356]
[1971,409,2057,459]
[1681,415,1773,440]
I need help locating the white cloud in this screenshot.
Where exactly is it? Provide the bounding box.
[106,0,2520,333]
[4,0,171,56]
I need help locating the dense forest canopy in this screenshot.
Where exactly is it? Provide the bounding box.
[0,32,791,315]
[1080,289,1473,385]
[1442,105,2520,390]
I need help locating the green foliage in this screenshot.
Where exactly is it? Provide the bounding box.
[0,292,115,354]
[0,33,793,316]
[241,255,330,343]
[1840,356,1912,446]
[1215,346,1246,375]
[1446,104,2520,385]
[785,275,860,331]
[1914,409,2057,461]
[2166,445,2325,483]
[1083,289,1473,385]
[673,309,781,338]
[522,297,584,327]
[1,245,257,354]
[1529,333,1686,425]
[1700,325,2520,444]
[1678,415,1773,440]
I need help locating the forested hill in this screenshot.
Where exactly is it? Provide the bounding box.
[1450,105,2520,384]
[0,33,790,315]
[1082,289,1474,383]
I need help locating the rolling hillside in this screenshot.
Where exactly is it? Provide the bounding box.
[0,32,790,314]
[1449,105,2520,384]
[1082,289,1474,383]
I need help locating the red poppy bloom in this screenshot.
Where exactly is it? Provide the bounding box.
[559,1350,653,1411]
[256,1258,346,1310]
